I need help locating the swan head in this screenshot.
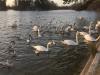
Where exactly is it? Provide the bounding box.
[32,25,38,31]
[47,40,56,46]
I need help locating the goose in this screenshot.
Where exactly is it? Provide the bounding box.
[61,31,79,46]
[31,40,55,55]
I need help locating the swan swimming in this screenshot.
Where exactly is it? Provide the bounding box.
[61,31,79,46]
[79,22,99,42]
[31,40,55,55]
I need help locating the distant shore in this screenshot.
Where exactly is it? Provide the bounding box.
[0,0,100,11]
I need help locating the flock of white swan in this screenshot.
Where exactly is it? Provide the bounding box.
[28,20,100,56]
[0,17,100,68]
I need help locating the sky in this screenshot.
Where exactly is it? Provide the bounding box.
[6,0,15,7]
[6,0,65,7]
[50,0,65,6]
[6,0,76,7]
[50,0,76,6]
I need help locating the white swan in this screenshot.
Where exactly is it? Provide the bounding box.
[79,22,99,42]
[79,32,99,42]
[32,40,55,55]
[61,31,79,46]
[32,25,42,37]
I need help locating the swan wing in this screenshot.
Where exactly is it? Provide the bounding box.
[79,32,89,36]
[63,40,78,45]
[32,45,48,51]
[84,34,96,41]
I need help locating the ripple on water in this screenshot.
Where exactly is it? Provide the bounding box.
[0,10,98,75]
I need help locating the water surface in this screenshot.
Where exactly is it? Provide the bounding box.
[0,10,99,75]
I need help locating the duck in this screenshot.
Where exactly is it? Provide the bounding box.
[31,40,55,56]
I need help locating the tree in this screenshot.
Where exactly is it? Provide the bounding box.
[0,0,6,10]
[63,0,95,5]
[34,0,57,10]
[14,0,33,10]
[63,0,95,10]
[63,0,78,4]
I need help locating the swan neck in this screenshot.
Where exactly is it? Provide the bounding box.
[96,36,100,42]
[76,32,79,44]
[38,29,41,37]
[89,23,92,35]
[47,44,49,51]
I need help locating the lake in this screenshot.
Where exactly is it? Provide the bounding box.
[0,10,99,75]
